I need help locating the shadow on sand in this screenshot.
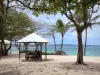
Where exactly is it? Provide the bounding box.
[58,62,100,72]
[21,59,54,62]
[0,52,20,60]
[0,70,21,75]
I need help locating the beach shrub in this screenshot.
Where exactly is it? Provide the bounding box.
[56,50,67,55]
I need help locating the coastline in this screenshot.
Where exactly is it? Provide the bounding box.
[10,44,100,56]
[8,51,100,57]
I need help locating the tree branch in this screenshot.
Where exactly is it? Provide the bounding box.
[64,12,77,27]
[16,0,38,10]
[89,5,94,23]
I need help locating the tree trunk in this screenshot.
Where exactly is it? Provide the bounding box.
[60,35,64,51]
[2,42,12,56]
[53,32,56,53]
[2,50,8,56]
[0,0,6,57]
[7,40,12,50]
[0,0,4,12]
[82,0,88,56]
[1,40,12,56]
[0,42,3,59]
[76,31,84,65]
[1,40,8,56]
[84,28,87,56]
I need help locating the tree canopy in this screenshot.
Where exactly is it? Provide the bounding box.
[6,9,38,40]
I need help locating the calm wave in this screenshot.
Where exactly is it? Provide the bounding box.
[10,45,100,56]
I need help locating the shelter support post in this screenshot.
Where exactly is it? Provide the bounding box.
[45,43,47,60]
[24,43,29,60]
[35,42,39,50]
[23,44,24,51]
[40,43,43,61]
[24,43,28,52]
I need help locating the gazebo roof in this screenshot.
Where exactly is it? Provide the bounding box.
[17,33,49,43]
[0,40,10,44]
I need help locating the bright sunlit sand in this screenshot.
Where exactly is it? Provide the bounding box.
[0,52,100,75]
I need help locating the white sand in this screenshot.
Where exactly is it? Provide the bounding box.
[0,52,100,75]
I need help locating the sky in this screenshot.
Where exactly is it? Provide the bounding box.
[23,10,100,45]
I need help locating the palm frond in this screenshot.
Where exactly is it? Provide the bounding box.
[86,22,100,30]
[68,24,76,29]
[69,24,75,27]
[91,15,100,22]
[56,19,65,28]
[55,19,70,35]
[71,28,76,32]
[91,22,100,25]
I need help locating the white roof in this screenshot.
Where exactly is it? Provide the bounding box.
[17,33,49,43]
[0,40,10,44]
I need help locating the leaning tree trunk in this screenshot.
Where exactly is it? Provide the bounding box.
[2,50,8,56]
[2,40,8,56]
[1,40,12,56]
[76,31,84,64]
[53,32,57,53]
[60,35,64,51]
[0,0,10,56]
[0,0,4,47]
[0,0,4,12]
[84,28,87,56]
[0,41,3,59]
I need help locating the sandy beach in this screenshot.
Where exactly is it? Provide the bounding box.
[0,52,100,75]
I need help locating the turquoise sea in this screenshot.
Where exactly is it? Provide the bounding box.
[10,45,100,56]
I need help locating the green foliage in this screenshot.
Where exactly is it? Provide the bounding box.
[24,0,98,16]
[54,19,69,36]
[6,9,38,40]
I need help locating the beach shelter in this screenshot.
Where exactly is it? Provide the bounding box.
[17,33,49,60]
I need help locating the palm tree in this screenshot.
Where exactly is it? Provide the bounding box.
[50,28,57,53]
[54,19,69,51]
[84,15,100,56]
[44,25,57,53]
[69,11,100,57]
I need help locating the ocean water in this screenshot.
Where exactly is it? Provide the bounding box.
[10,45,100,56]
